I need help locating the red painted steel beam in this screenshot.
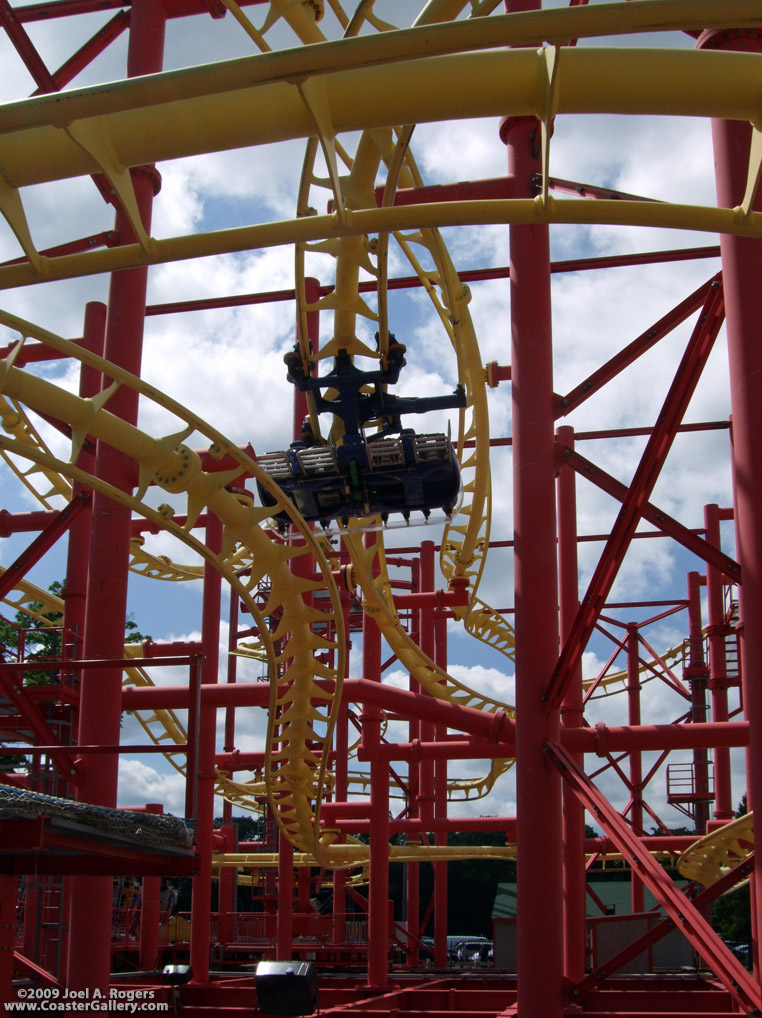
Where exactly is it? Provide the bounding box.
[32,11,130,94]
[0,490,91,601]
[550,244,720,273]
[144,249,720,319]
[546,739,761,1015]
[189,513,223,983]
[357,737,515,762]
[66,0,166,995]
[504,98,563,1017]
[11,952,61,990]
[557,424,586,983]
[557,275,719,417]
[545,281,725,711]
[122,677,516,745]
[373,172,659,211]
[10,684,78,706]
[585,834,696,854]
[703,27,762,978]
[0,654,194,673]
[570,851,755,1002]
[0,674,78,777]
[0,508,62,535]
[393,584,469,609]
[556,443,741,582]
[374,175,519,207]
[12,0,128,20]
[362,540,390,992]
[12,0,266,21]
[462,421,729,449]
[142,639,201,656]
[705,504,734,821]
[0,0,57,91]
[544,174,658,202]
[0,231,116,271]
[0,742,187,754]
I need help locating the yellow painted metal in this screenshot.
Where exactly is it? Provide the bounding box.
[2,47,762,191]
[0,315,347,867]
[343,525,514,719]
[218,842,517,868]
[1,195,760,292]
[0,394,73,506]
[2,0,759,872]
[290,60,513,724]
[0,568,65,628]
[1,0,761,140]
[678,813,754,888]
[1,25,762,288]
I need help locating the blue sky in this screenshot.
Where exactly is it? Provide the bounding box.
[0,1,746,826]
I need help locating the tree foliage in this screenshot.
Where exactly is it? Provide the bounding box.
[0,581,150,770]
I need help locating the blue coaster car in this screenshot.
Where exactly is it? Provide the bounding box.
[257,343,465,527]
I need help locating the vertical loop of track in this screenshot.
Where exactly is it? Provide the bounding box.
[0,316,346,864]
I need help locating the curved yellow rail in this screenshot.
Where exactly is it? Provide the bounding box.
[0,395,73,507]
[3,0,757,874]
[0,314,346,867]
[0,569,66,630]
[678,813,754,888]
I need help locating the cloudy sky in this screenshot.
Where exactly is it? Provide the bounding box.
[0,1,746,830]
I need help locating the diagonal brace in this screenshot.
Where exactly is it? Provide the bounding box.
[0,490,91,602]
[546,739,761,1015]
[570,849,755,1002]
[556,442,741,583]
[544,280,725,711]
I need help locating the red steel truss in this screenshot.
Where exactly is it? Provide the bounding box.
[0,2,761,1017]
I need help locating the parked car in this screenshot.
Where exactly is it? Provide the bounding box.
[446,936,493,966]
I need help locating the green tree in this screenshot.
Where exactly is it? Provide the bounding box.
[0,580,151,769]
[0,580,151,685]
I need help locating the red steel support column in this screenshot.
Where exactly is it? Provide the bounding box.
[275,835,294,960]
[557,426,585,984]
[331,577,352,948]
[363,533,389,991]
[702,26,762,970]
[217,825,236,949]
[189,511,223,984]
[56,304,105,981]
[502,0,563,996]
[222,585,239,828]
[139,805,163,973]
[687,571,711,834]
[0,876,17,1010]
[433,606,448,970]
[704,504,733,822]
[65,0,165,996]
[62,302,104,669]
[418,542,436,831]
[503,103,563,1014]
[626,624,645,914]
[367,721,390,991]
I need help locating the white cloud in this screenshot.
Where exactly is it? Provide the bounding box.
[118,757,187,816]
[0,5,746,851]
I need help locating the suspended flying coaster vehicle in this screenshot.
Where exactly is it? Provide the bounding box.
[257,339,466,529]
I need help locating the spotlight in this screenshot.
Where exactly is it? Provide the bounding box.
[254,960,319,1016]
[162,964,193,986]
